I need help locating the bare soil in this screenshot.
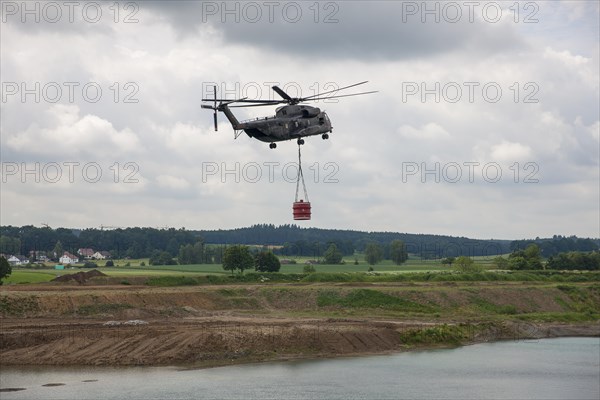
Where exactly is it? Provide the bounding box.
[1,282,598,368]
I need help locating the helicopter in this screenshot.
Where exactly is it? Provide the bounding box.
[201,81,377,149]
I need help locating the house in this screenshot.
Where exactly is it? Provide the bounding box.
[77,248,95,259]
[92,251,112,260]
[17,255,30,265]
[59,252,79,264]
[7,255,19,264]
[29,250,49,262]
[7,255,29,265]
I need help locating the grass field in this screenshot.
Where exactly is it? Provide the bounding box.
[4,253,511,284]
[4,270,58,284]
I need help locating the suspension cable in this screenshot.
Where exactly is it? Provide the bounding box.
[295,144,309,202]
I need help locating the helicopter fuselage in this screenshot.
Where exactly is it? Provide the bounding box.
[225,104,332,143]
[203,81,376,148]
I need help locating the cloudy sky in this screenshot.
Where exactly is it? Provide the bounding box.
[1,0,598,239]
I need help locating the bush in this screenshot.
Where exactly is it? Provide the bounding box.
[149,251,177,266]
[303,264,316,274]
[105,260,114,267]
[0,256,11,285]
[83,261,97,268]
[453,256,483,273]
[254,251,281,272]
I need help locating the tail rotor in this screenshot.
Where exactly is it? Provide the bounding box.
[212,86,217,131]
[201,86,219,131]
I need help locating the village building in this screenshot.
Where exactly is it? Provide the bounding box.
[59,252,79,264]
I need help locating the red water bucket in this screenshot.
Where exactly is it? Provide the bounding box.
[293,200,311,220]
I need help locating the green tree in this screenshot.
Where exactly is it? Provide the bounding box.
[222,245,254,276]
[546,251,600,270]
[323,243,343,264]
[0,256,12,285]
[492,256,509,269]
[441,257,455,267]
[303,264,316,273]
[389,240,408,265]
[0,236,20,255]
[178,240,205,265]
[149,251,176,266]
[166,237,179,256]
[508,244,543,270]
[508,255,528,270]
[524,244,543,269]
[364,242,383,265]
[454,256,482,272]
[52,240,63,261]
[126,241,145,259]
[254,251,281,272]
[178,244,193,264]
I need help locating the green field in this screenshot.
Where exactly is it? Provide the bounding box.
[4,270,58,284]
[4,254,512,284]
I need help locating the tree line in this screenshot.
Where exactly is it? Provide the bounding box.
[0,226,199,259]
[198,224,511,258]
[510,236,599,257]
[2,225,597,262]
[493,244,599,271]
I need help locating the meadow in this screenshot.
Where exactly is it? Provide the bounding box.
[4,254,508,284]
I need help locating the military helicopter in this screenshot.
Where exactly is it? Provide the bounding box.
[201,81,377,149]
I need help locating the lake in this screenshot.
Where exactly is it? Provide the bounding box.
[1,337,598,399]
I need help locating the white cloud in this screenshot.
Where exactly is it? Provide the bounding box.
[490,141,532,162]
[155,174,191,190]
[0,2,598,238]
[397,122,450,140]
[544,47,590,67]
[6,104,142,158]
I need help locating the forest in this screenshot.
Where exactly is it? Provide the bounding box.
[1,224,597,261]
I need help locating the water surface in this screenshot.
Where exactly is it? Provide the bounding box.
[1,337,598,399]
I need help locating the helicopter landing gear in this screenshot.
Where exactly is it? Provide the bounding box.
[297,139,305,145]
[322,133,329,140]
[269,143,277,149]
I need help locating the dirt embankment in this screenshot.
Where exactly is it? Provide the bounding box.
[1,282,599,367]
[1,316,597,368]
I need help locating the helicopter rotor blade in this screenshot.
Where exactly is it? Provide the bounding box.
[299,81,369,101]
[211,87,216,130]
[272,86,293,101]
[228,103,284,108]
[302,90,378,102]
[213,86,217,131]
[202,98,282,103]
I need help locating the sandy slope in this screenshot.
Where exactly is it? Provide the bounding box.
[1,282,598,367]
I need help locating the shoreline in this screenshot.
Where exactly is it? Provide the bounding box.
[2,317,598,369]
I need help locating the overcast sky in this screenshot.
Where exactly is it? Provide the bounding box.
[1,0,598,239]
